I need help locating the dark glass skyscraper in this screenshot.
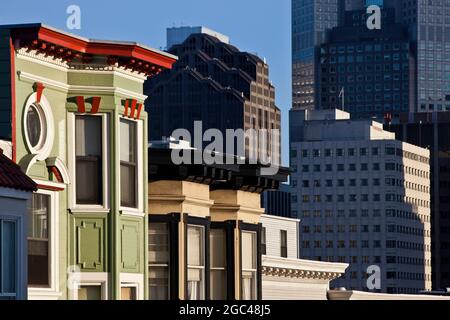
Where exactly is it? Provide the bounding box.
[293,0,450,114]
[318,7,415,118]
[292,0,344,110]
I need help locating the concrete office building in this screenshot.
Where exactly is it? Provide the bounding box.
[386,112,450,289]
[260,214,349,300]
[290,109,432,294]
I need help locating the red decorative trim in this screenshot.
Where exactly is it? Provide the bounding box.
[37,184,65,192]
[130,99,137,119]
[91,97,101,114]
[76,96,86,113]
[33,82,45,103]
[124,99,130,117]
[50,166,64,183]
[10,37,16,163]
[136,103,143,120]
[12,26,177,70]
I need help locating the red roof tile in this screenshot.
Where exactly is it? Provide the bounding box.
[0,151,37,192]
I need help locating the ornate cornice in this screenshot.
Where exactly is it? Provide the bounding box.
[262,256,348,281]
[262,266,343,281]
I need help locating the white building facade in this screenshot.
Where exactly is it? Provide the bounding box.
[260,214,348,300]
[290,109,432,294]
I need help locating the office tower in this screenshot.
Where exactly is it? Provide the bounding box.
[290,109,432,293]
[294,0,450,114]
[386,112,450,290]
[145,27,281,162]
[292,0,344,110]
[318,7,415,118]
[261,184,292,218]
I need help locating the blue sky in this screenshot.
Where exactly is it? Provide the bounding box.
[1,0,292,165]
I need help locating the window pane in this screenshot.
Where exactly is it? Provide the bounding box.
[210,229,226,268]
[210,270,227,300]
[75,116,102,205]
[120,120,137,163]
[210,229,226,300]
[121,287,137,300]
[26,105,41,148]
[28,194,49,287]
[187,226,203,267]
[242,271,256,300]
[78,286,102,300]
[187,268,203,300]
[1,221,16,294]
[149,267,169,300]
[280,230,288,258]
[120,164,136,207]
[120,119,137,208]
[149,224,169,264]
[241,231,256,270]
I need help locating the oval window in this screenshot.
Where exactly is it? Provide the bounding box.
[26,104,43,149]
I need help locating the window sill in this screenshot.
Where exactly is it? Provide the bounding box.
[120,209,145,218]
[70,207,110,214]
[28,288,62,300]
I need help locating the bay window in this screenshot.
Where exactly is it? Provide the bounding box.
[187,225,205,300]
[0,220,17,300]
[148,223,170,300]
[28,194,50,287]
[241,231,257,300]
[120,119,138,208]
[210,229,226,300]
[75,116,103,205]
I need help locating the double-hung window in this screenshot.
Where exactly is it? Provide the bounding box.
[75,116,103,205]
[28,194,50,287]
[148,223,170,300]
[210,229,227,300]
[187,225,205,300]
[241,231,257,300]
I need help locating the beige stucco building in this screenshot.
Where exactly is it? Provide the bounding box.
[147,145,289,300]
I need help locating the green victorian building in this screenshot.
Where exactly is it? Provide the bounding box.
[0,24,176,300]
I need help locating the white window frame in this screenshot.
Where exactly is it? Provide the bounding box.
[28,188,61,300]
[120,273,144,300]
[119,116,144,216]
[68,113,110,213]
[23,93,55,161]
[69,272,109,300]
[187,224,206,301]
